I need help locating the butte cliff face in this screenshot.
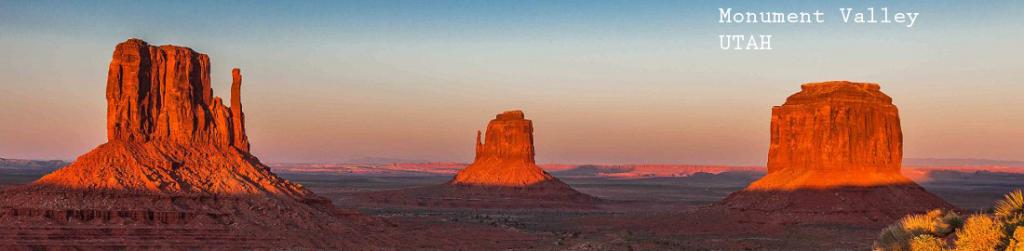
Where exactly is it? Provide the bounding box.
[450,110,556,186]
[719,81,953,224]
[0,39,389,249]
[28,38,305,197]
[749,81,909,190]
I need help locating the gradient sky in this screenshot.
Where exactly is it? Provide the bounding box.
[1,1,1021,165]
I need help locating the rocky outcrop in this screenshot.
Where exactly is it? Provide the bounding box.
[719,81,953,224]
[0,39,392,249]
[451,110,556,186]
[357,110,595,209]
[749,81,908,190]
[106,38,249,152]
[31,39,302,197]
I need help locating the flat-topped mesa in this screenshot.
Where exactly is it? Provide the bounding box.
[718,81,953,223]
[106,38,249,152]
[451,110,555,187]
[748,81,910,190]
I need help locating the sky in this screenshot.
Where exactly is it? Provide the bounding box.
[1,0,1021,165]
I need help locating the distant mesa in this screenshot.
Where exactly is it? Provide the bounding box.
[357,110,597,209]
[0,39,391,249]
[719,81,954,223]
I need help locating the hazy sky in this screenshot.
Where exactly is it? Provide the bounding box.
[1,1,1021,165]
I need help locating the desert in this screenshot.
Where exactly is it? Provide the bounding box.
[2,1,1021,249]
[2,54,1020,249]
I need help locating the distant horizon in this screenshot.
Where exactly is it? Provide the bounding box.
[2,1,1022,165]
[6,155,1024,168]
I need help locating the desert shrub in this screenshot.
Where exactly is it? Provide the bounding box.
[875,210,958,251]
[997,190,1024,236]
[953,215,1004,251]
[940,211,964,236]
[995,190,1024,221]
[910,235,946,251]
[877,224,914,251]
[1008,226,1024,251]
[877,189,1024,251]
[902,210,948,236]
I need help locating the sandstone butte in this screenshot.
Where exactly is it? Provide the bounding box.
[719,81,954,223]
[450,110,557,187]
[356,110,595,209]
[0,39,392,249]
[750,81,909,190]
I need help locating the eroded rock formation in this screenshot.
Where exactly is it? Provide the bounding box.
[357,110,595,209]
[0,39,391,249]
[451,110,556,186]
[105,39,249,150]
[30,38,300,196]
[719,81,953,224]
[749,81,910,190]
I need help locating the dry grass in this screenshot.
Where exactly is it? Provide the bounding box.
[876,189,1024,251]
[876,210,959,251]
[1008,226,1024,251]
[910,235,946,251]
[953,215,1004,251]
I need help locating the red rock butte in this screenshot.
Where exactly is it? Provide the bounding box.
[356,110,595,209]
[0,39,391,249]
[30,38,307,197]
[749,81,910,190]
[450,110,558,187]
[719,81,953,224]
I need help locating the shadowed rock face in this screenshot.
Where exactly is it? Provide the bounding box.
[451,110,556,187]
[749,81,910,190]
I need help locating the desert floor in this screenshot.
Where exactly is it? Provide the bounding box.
[2,169,1019,250]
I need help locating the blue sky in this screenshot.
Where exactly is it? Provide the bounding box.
[1,1,1022,164]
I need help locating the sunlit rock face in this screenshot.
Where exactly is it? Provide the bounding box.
[718,81,953,224]
[450,110,557,187]
[35,39,305,196]
[0,39,390,249]
[106,39,249,150]
[353,110,597,209]
[747,81,912,190]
